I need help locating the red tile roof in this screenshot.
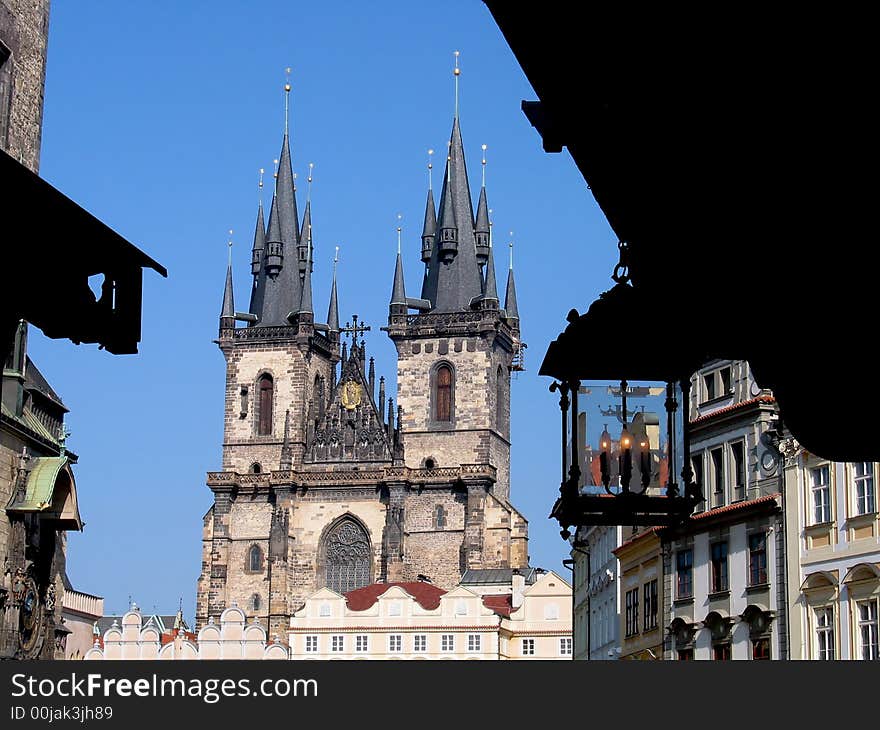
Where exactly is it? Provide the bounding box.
[344,582,447,611]
[160,631,197,645]
[482,594,513,617]
[690,395,776,425]
[689,493,781,520]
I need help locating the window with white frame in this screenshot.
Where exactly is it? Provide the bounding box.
[810,465,831,524]
[388,601,402,617]
[331,635,344,653]
[711,448,725,508]
[560,637,573,656]
[355,635,368,653]
[441,634,454,652]
[455,599,467,616]
[388,634,402,653]
[544,603,560,620]
[319,602,331,617]
[730,441,745,501]
[814,607,835,660]
[857,599,878,660]
[521,638,535,656]
[413,634,427,653]
[853,462,876,515]
[467,634,481,652]
[304,635,318,653]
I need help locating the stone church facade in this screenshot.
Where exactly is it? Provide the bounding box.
[196,82,528,638]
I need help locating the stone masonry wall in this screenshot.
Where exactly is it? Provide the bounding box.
[0,0,50,172]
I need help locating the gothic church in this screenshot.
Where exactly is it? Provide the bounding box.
[196,76,528,637]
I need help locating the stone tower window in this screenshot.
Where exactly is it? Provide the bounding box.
[436,365,453,422]
[257,374,273,435]
[319,518,371,595]
[250,463,262,474]
[251,594,261,612]
[247,545,263,572]
[435,505,447,529]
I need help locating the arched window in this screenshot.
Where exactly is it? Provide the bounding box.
[435,505,447,529]
[250,463,262,474]
[436,364,453,422]
[248,545,263,572]
[251,594,262,612]
[258,374,273,435]
[320,518,371,595]
[496,365,506,433]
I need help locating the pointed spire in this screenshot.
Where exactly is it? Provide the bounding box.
[505,237,519,322]
[298,217,313,316]
[421,178,436,264]
[368,357,375,400]
[220,231,235,329]
[248,176,267,317]
[378,376,386,424]
[298,164,313,275]
[327,246,339,332]
[390,246,407,307]
[483,240,499,307]
[475,146,490,265]
[420,113,482,310]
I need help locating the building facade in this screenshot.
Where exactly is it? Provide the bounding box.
[571,524,622,660]
[785,453,879,660]
[197,80,528,638]
[614,527,662,660]
[662,360,785,660]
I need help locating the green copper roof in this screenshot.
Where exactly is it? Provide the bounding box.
[14,456,68,511]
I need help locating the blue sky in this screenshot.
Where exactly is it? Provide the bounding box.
[30,0,618,619]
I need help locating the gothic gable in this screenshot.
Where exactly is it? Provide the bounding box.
[305,345,393,463]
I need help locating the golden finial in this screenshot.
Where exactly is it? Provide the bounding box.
[453,51,461,119]
[396,213,403,254]
[273,158,279,180]
[307,162,314,202]
[427,148,434,191]
[481,143,487,187]
[334,245,340,272]
[227,229,233,264]
[509,232,514,270]
[258,168,264,204]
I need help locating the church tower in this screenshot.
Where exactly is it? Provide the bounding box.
[197,66,528,639]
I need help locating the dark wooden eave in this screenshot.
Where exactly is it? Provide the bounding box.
[485,2,877,461]
[1,148,167,360]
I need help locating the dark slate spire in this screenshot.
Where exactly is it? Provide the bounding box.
[298,223,313,317]
[504,243,519,322]
[248,198,267,317]
[390,252,406,306]
[327,249,339,333]
[298,198,311,276]
[220,241,235,328]
[483,241,499,307]
[298,166,313,275]
[421,188,436,263]
[474,185,490,265]
[276,130,302,322]
[420,117,483,312]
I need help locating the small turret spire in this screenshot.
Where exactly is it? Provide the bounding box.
[221,230,235,322]
[421,157,437,264]
[327,245,339,333]
[390,221,407,307]
[505,235,519,322]
[475,145,490,265]
[298,219,313,316]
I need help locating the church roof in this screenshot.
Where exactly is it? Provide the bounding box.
[344,582,446,611]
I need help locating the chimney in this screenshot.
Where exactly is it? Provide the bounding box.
[511,568,525,610]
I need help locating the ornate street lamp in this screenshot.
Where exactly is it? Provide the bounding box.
[540,243,704,537]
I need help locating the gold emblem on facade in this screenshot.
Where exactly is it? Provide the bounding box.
[341,380,362,410]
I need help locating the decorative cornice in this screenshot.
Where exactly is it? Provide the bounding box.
[206,463,497,489]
